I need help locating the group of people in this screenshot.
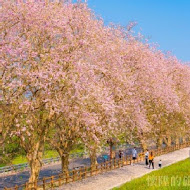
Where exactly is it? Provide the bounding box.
[103,147,163,169]
[132,147,162,169]
[145,149,155,169]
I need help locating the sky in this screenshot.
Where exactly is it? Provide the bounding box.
[86,0,190,62]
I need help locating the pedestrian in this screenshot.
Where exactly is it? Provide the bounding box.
[119,150,123,159]
[149,151,154,169]
[131,147,137,166]
[103,154,108,162]
[158,159,162,168]
[145,149,149,166]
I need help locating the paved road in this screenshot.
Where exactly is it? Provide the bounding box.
[0,147,144,189]
[56,147,190,190]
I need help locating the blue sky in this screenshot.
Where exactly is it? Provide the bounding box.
[87,0,190,62]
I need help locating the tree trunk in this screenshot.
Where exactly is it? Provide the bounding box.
[110,144,113,159]
[141,142,148,151]
[137,132,148,151]
[56,146,71,175]
[176,137,179,145]
[61,153,69,175]
[139,138,148,151]
[165,136,172,147]
[26,141,44,190]
[156,137,163,149]
[182,136,186,143]
[28,158,42,189]
[90,149,97,170]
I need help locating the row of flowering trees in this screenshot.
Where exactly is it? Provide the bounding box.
[0,0,190,189]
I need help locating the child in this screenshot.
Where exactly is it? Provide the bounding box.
[158,160,162,168]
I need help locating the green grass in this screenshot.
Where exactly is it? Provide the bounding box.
[43,150,59,159]
[0,163,6,167]
[70,147,84,154]
[1,144,84,167]
[5,147,84,166]
[113,158,190,190]
[11,155,27,165]
[10,150,59,165]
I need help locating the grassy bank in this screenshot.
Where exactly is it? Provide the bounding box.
[113,158,190,190]
[11,150,59,165]
[1,145,85,167]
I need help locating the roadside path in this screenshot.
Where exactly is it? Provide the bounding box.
[56,147,190,190]
[0,147,144,189]
[0,157,95,189]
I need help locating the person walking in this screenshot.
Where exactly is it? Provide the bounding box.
[103,154,108,162]
[149,151,154,169]
[119,150,123,159]
[131,147,137,166]
[145,149,149,166]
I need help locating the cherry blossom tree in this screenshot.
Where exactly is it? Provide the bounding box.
[1,1,190,189]
[0,0,116,186]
